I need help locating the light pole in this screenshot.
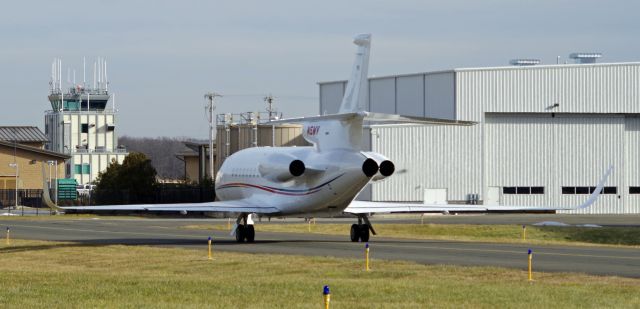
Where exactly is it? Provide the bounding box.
[204,92,221,182]
[47,161,54,189]
[8,163,18,214]
[47,160,57,208]
[47,160,58,206]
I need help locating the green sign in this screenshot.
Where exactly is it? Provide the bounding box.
[57,178,78,200]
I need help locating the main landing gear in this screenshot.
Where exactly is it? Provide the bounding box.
[350,215,376,242]
[234,213,255,243]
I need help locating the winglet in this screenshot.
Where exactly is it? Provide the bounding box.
[576,165,614,210]
[41,162,64,212]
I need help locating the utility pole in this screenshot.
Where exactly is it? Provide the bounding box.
[204,92,222,181]
[264,95,276,146]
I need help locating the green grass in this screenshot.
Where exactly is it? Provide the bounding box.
[0,239,638,308]
[185,223,640,247]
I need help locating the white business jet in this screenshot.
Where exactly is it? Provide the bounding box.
[46,34,612,243]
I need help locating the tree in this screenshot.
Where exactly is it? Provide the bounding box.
[94,152,158,204]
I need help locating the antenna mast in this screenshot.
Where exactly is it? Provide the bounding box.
[264,94,276,120]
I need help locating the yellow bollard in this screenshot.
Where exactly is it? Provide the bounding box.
[528,249,533,281]
[365,243,370,271]
[323,285,330,309]
[5,227,10,246]
[308,219,311,232]
[227,218,231,231]
[522,225,526,241]
[208,236,213,260]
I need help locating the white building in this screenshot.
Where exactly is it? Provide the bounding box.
[45,58,127,185]
[319,60,640,214]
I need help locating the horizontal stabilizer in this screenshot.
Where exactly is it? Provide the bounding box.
[268,111,475,126]
[363,112,475,126]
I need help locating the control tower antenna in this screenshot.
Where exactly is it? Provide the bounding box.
[264,94,276,120]
[204,92,222,180]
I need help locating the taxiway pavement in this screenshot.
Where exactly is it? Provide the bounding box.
[1,217,638,278]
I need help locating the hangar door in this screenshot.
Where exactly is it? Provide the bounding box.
[485,114,623,214]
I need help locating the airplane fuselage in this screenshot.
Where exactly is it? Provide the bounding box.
[215,146,373,216]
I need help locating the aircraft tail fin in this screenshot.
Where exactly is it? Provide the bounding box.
[338,34,371,114]
[267,34,473,151]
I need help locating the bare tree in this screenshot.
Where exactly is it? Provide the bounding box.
[118,136,202,180]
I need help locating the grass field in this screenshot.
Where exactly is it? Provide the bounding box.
[185,223,640,247]
[0,239,638,308]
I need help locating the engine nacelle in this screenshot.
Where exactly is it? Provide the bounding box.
[259,154,306,182]
[362,152,395,181]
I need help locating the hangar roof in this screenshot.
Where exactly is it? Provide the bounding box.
[0,140,69,159]
[0,126,48,143]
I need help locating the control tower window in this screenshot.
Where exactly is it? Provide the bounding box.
[81,123,89,133]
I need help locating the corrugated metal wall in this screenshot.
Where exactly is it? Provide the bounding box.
[318,81,346,114]
[624,117,640,213]
[375,63,640,213]
[370,124,481,202]
[320,63,640,213]
[485,114,627,214]
[456,63,640,114]
[319,71,456,119]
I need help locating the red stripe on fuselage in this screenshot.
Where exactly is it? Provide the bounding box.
[217,183,322,196]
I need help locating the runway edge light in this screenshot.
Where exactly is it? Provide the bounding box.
[365,243,370,271]
[323,285,330,309]
[528,249,533,281]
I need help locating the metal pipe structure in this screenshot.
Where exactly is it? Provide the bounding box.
[204,92,222,180]
[8,163,18,213]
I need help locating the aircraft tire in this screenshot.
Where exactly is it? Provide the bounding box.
[246,225,255,243]
[235,225,245,243]
[350,224,359,242]
[359,224,370,242]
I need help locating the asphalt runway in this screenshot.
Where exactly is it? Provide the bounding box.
[1,217,638,278]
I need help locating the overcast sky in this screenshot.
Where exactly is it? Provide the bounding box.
[1,0,639,139]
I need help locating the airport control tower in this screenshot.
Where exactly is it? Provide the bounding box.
[45,58,128,185]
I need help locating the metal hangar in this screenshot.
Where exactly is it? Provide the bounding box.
[319,60,640,214]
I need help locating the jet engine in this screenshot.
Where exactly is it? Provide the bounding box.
[362,158,379,177]
[258,154,306,182]
[362,152,395,181]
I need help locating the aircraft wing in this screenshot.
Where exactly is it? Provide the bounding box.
[344,201,487,214]
[40,163,280,215]
[57,202,281,215]
[345,165,613,214]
